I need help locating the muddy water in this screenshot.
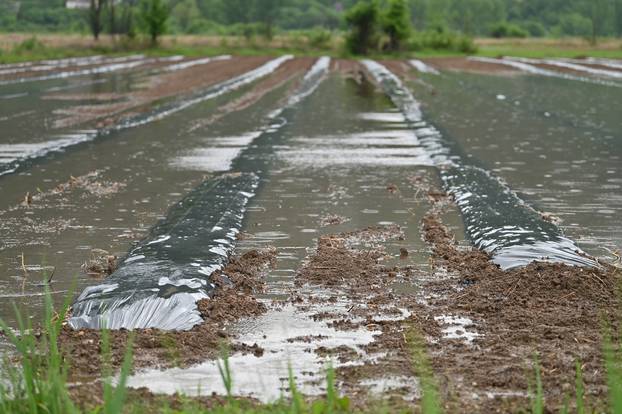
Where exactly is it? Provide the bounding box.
[0,70,296,332]
[128,74,458,399]
[0,58,160,150]
[413,70,622,259]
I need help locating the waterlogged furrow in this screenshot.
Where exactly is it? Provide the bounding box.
[172,56,331,173]
[163,55,231,72]
[69,173,259,330]
[0,56,293,178]
[116,55,294,129]
[409,59,440,75]
[0,54,146,76]
[362,59,597,269]
[512,57,622,79]
[469,57,622,87]
[0,55,178,86]
[70,57,331,331]
[0,54,143,71]
[578,57,622,70]
[0,131,98,176]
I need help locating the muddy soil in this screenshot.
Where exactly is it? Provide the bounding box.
[5,56,620,413]
[187,57,314,133]
[59,247,276,383]
[50,56,271,129]
[290,226,426,407]
[422,57,521,75]
[416,198,621,412]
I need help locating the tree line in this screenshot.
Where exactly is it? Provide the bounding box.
[1,0,621,41]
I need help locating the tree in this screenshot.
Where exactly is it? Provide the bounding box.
[254,0,284,40]
[88,0,107,40]
[139,0,169,45]
[382,0,411,51]
[222,0,249,24]
[345,0,380,55]
[108,0,116,37]
[171,0,201,32]
[118,0,138,38]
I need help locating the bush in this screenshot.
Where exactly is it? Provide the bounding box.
[490,22,529,38]
[382,0,411,51]
[139,0,170,45]
[408,30,477,53]
[555,13,593,37]
[308,27,332,50]
[344,0,380,55]
[13,37,46,54]
[522,21,547,37]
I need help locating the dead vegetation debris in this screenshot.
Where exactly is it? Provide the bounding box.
[318,214,350,227]
[81,249,118,278]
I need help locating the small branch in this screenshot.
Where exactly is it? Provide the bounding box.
[20,252,29,292]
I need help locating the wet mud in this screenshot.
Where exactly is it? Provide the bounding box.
[292,227,423,404]
[1,55,621,412]
[186,57,314,133]
[50,56,271,130]
[422,57,522,75]
[59,247,276,382]
[417,198,621,411]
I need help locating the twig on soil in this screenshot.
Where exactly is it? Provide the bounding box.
[503,276,522,298]
[20,252,29,292]
[46,267,56,284]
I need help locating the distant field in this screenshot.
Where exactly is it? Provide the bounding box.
[475,37,622,59]
[0,33,621,63]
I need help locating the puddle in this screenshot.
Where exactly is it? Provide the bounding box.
[128,303,380,402]
[434,315,480,343]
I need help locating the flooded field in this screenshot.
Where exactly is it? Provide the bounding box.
[0,54,621,411]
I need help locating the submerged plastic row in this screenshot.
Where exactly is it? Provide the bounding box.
[362,59,598,270]
[0,56,293,178]
[70,57,331,331]
[469,57,622,87]
[0,56,181,86]
[69,173,259,330]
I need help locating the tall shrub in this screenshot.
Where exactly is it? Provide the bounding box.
[140,0,169,45]
[345,0,380,55]
[382,0,411,51]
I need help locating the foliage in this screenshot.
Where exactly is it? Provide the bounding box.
[139,0,170,44]
[407,329,443,414]
[308,27,333,49]
[382,0,411,51]
[88,0,108,40]
[0,286,76,414]
[409,29,477,54]
[490,22,529,38]
[604,328,622,414]
[254,0,285,40]
[2,0,622,40]
[344,0,380,55]
[528,355,544,414]
[12,37,46,54]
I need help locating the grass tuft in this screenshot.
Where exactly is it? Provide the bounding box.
[406,328,443,414]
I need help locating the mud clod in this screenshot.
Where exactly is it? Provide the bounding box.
[81,249,118,277]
